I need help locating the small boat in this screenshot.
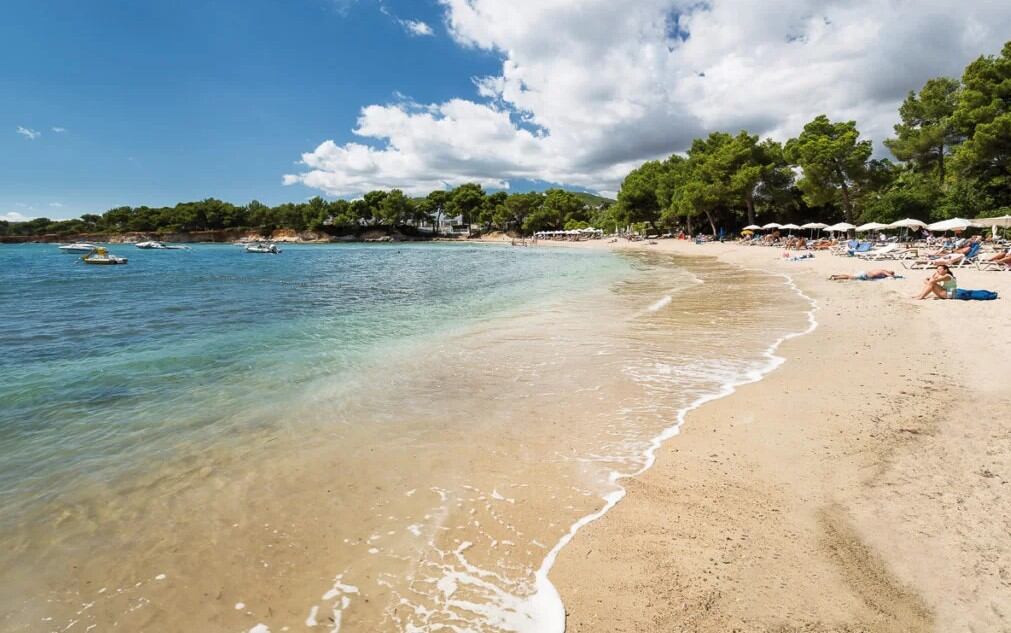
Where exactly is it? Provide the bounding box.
[245,242,281,254]
[136,240,190,250]
[81,247,128,265]
[59,242,98,253]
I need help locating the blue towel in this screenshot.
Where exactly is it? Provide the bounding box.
[952,288,999,301]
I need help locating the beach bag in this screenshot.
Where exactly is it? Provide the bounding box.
[952,289,999,301]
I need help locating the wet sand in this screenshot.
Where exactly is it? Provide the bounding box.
[548,239,1011,632]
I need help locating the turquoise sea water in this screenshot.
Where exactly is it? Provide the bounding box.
[0,242,629,529]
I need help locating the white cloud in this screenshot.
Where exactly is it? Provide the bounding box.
[16,126,40,140]
[2,212,34,222]
[403,19,434,36]
[377,2,436,37]
[49,202,64,207]
[285,0,1011,197]
[51,126,66,133]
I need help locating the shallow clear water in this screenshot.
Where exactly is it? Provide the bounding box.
[0,243,628,527]
[0,242,811,633]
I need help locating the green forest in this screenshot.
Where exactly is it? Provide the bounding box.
[4,42,1009,239]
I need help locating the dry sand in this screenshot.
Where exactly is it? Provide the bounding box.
[544,239,1010,632]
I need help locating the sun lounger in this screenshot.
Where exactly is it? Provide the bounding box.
[950,243,983,268]
[843,242,872,256]
[903,242,982,269]
[976,259,1011,271]
[856,244,917,260]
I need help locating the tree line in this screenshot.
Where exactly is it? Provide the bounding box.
[615,41,1011,235]
[4,41,1009,239]
[0,186,614,238]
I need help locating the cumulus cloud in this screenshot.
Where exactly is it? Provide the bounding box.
[2,211,34,222]
[285,0,1011,197]
[16,126,40,140]
[51,126,66,133]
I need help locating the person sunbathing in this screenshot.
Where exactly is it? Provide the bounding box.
[829,269,897,281]
[915,264,957,299]
[983,249,1011,265]
[924,236,975,258]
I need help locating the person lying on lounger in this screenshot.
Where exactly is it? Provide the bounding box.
[829,269,897,281]
[923,235,979,258]
[915,264,956,299]
[983,249,1011,265]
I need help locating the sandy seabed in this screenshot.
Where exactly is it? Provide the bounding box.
[534,238,1011,632]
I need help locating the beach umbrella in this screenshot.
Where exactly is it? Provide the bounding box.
[972,214,1011,228]
[780,223,801,236]
[974,214,1011,239]
[855,222,889,233]
[743,224,762,230]
[887,218,927,229]
[825,222,856,233]
[800,222,828,239]
[761,222,782,229]
[926,218,979,232]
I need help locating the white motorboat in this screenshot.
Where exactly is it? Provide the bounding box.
[58,242,98,253]
[136,240,190,250]
[245,242,281,254]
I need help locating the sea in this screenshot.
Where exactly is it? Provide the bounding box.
[0,242,813,632]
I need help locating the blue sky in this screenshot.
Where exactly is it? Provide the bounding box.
[6,1,1010,221]
[2,0,498,220]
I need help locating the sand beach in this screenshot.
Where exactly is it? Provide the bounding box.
[544,238,1011,632]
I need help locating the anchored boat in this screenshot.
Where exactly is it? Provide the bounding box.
[135,240,190,250]
[245,242,281,254]
[81,247,128,265]
[58,242,98,253]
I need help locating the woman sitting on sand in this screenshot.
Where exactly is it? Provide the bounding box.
[915,264,957,300]
[829,269,897,281]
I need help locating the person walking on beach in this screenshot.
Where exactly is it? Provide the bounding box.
[915,264,956,299]
[829,269,897,281]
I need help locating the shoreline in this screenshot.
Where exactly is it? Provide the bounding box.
[546,239,1010,631]
[527,261,820,632]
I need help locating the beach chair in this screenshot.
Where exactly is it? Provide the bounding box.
[862,244,919,260]
[902,242,981,269]
[857,243,897,259]
[847,242,873,256]
[976,256,1011,271]
[950,242,983,268]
